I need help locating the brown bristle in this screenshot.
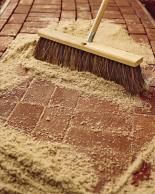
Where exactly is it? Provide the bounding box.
[34,37,145,94]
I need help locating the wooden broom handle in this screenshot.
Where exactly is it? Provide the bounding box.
[87,0,109,42]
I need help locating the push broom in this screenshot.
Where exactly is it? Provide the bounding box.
[34,0,145,94]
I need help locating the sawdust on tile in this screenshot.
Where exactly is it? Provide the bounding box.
[0,20,154,111]
[0,122,98,194]
[0,20,155,194]
[101,138,155,194]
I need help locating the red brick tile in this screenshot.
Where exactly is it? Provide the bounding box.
[19,0,33,5]
[34,0,61,4]
[110,18,126,24]
[0,19,7,30]
[77,11,92,19]
[134,9,149,21]
[21,22,49,33]
[28,12,60,18]
[125,19,142,25]
[50,86,80,110]
[141,19,155,28]
[105,10,123,19]
[108,1,117,6]
[71,95,131,131]
[31,4,61,12]
[0,36,14,52]
[23,21,50,27]
[20,26,39,33]
[14,5,31,14]
[26,16,58,22]
[0,24,22,36]
[71,109,130,132]
[8,14,27,24]
[65,127,132,153]
[76,0,89,3]
[92,10,122,19]
[22,79,56,106]
[123,14,140,22]
[61,11,76,19]
[90,4,100,11]
[127,24,146,34]
[32,106,72,142]
[8,103,44,131]
[0,87,27,118]
[115,0,130,6]
[131,34,149,44]
[75,95,119,113]
[0,99,16,119]
[62,2,75,11]
[146,28,155,41]
[76,3,90,11]
[106,6,119,11]
[119,6,135,14]
[150,41,155,53]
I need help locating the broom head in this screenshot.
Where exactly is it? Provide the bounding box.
[34,29,145,94]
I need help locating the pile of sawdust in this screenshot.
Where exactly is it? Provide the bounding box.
[0,122,98,194]
[101,138,155,194]
[0,20,154,110]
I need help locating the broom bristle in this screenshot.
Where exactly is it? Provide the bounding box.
[34,37,145,94]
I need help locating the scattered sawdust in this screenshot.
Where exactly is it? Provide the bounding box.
[101,138,155,194]
[0,122,98,194]
[0,20,155,194]
[0,20,154,110]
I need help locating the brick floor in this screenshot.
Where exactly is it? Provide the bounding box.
[0,0,155,192]
[0,77,153,192]
[8,13,27,24]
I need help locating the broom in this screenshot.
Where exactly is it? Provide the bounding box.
[34,0,145,94]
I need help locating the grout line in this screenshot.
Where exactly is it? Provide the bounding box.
[47,86,58,107]
[32,85,58,132]
[59,0,63,21]
[87,0,93,19]
[18,0,35,34]
[74,0,77,20]
[62,92,82,143]
[20,77,34,102]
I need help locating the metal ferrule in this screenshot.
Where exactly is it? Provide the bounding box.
[87,32,96,43]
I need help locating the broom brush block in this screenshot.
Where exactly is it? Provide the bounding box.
[38,29,143,67]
